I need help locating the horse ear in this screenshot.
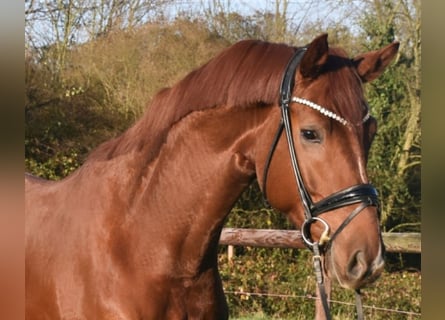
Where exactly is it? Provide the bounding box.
[299,33,329,79]
[353,42,399,83]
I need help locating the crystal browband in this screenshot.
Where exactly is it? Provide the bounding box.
[292,97,370,126]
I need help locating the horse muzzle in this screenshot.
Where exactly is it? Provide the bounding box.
[325,232,385,290]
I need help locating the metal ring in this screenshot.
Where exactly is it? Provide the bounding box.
[301,217,330,247]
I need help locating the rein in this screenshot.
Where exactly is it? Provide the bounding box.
[262,47,380,320]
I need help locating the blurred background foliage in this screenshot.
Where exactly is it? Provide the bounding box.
[25,0,420,318]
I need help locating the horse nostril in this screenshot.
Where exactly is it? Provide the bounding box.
[347,251,368,280]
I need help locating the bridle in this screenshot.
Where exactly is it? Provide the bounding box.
[262,47,381,320]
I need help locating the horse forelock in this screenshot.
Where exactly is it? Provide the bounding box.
[86,40,296,163]
[312,47,367,126]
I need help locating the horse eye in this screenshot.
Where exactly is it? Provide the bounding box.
[300,129,320,142]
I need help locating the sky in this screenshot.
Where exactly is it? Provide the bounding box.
[26,0,362,48]
[164,0,359,30]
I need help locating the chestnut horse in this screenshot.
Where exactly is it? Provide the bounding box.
[26,34,398,319]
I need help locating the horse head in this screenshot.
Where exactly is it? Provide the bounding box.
[259,34,399,290]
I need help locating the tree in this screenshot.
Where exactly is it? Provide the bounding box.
[355,0,421,231]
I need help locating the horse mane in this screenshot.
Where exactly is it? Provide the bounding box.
[86,40,296,163]
[85,41,364,165]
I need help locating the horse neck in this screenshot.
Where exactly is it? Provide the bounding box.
[130,104,273,274]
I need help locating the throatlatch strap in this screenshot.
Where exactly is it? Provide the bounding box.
[261,119,284,201]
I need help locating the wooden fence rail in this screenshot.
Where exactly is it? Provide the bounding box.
[220,228,421,253]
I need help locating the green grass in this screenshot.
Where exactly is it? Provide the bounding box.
[220,248,421,320]
[233,317,272,320]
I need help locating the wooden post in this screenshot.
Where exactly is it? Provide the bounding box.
[219,228,421,253]
[228,245,234,262]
